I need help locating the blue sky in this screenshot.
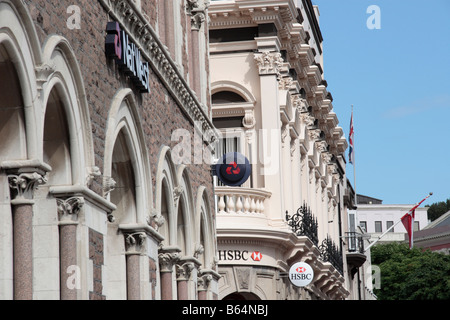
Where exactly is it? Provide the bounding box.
[315,0,450,205]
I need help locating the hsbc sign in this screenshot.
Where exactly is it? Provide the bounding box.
[289,262,314,287]
[218,250,263,262]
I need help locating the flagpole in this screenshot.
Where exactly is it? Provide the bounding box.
[364,219,402,252]
[351,105,357,207]
[364,192,433,252]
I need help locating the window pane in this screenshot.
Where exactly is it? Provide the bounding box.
[386,221,394,232]
[375,221,382,233]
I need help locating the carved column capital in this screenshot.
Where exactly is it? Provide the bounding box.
[191,11,206,31]
[125,232,147,254]
[176,262,195,281]
[8,172,47,201]
[197,273,213,291]
[254,51,284,77]
[158,250,181,272]
[57,197,84,223]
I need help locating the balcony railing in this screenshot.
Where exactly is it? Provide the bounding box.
[318,236,343,275]
[346,232,365,253]
[215,187,271,215]
[285,203,319,246]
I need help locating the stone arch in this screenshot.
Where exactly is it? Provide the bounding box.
[175,165,195,256]
[103,89,153,299]
[155,146,178,246]
[211,80,256,104]
[195,186,216,270]
[40,35,95,184]
[0,0,43,161]
[103,89,153,224]
[42,85,72,186]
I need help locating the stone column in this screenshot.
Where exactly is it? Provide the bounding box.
[190,10,205,96]
[176,261,194,300]
[254,48,285,220]
[57,197,84,300]
[158,248,180,300]
[197,273,212,300]
[124,232,146,300]
[7,172,47,300]
[164,0,175,57]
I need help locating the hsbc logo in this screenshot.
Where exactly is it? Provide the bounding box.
[251,251,262,261]
[296,266,306,273]
[289,262,314,287]
[218,250,263,262]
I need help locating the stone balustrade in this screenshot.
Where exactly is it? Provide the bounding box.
[215,187,271,215]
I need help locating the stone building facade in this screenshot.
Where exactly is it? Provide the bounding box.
[0,0,219,300]
[208,0,358,300]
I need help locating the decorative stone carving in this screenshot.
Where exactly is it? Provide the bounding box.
[8,172,47,200]
[173,185,183,206]
[194,243,204,259]
[197,272,212,291]
[242,110,256,129]
[57,197,84,221]
[176,262,195,281]
[191,11,206,31]
[235,267,250,290]
[254,51,284,77]
[86,166,101,187]
[158,251,181,272]
[308,128,321,140]
[35,62,55,95]
[102,176,116,198]
[125,232,147,253]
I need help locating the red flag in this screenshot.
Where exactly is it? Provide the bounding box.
[401,208,416,249]
[400,193,433,249]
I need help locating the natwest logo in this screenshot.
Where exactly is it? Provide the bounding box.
[105,21,150,93]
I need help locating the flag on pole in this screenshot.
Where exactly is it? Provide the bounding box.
[401,208,416,249]
[401,192,433,249]
[348,110,355,164]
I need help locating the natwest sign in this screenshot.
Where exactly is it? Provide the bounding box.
[105,21,150,93]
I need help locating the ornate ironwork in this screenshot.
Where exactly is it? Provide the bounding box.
[318,236,343,275]
[285,203,318,246]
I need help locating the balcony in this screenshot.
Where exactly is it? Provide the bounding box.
[215,186,271,215]
[345,232,367,276]
[319,236,344,275]
[285,203,319,246]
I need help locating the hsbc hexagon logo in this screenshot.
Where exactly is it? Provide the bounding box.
[296,266,306,273]
[250,251,262,261]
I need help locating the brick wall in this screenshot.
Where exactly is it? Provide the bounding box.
[89,228,105,300]
[24,0,215,212]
